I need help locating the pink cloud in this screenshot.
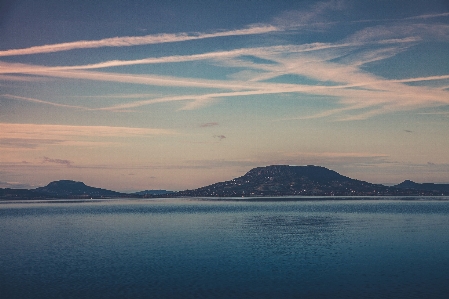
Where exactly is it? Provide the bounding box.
[43,156,72,167]
[200,122,219,127]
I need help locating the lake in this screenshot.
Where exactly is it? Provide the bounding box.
[1,197,449,298]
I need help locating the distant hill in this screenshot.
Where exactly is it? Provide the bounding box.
[35,180,127,198]
[1,166,448,200]
[394,180,449,195]
[176,165,443,197]
[0,180,127,200]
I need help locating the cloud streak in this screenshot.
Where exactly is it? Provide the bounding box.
[2,94,92,110]
[0,25,279,57]
[0,138,62,149]
[2,49,449,119]
[0,123,175,140]
[2,1,445,59]
[43,157,72,167]
[1,3,448,121]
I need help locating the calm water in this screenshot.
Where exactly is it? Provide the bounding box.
[1,198,449,299]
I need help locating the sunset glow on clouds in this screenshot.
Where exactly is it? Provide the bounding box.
[1,0,448,191]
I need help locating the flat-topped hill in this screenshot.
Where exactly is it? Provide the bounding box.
[35,180,126,197]
[177,165,440,197]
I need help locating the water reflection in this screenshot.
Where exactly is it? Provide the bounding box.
[244,214,341,231]
[234,212,350,263]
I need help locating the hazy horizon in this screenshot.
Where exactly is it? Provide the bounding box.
[1,0,449,191]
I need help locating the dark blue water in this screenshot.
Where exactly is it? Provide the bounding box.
[1,198,449,298]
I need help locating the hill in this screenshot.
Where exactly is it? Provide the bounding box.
[1,166,448,200]
[35,180,127,198]
[394,180,449,195]
[0,180,127,200]
[176,165,440,197]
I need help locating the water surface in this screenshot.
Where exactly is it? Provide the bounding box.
[1,198,449,298]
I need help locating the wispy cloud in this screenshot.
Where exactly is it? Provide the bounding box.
[179,150,391,172]
[273,0,346,29]
[43,156,72,167]
[2,94,91,110]
[0,63,261,90]
[0,138,62,149]
[0,180,36,189]
[0,123,176,160]
[0,123,175,140]
[3,52,448,118]
[0,25,279,57]
[2,1,444,59]
[1,2,448,121]
[0,0,349,59]
[344,23,449,44]
[0,75,48,82]
[405,12,449,20]
[280,151,390,166]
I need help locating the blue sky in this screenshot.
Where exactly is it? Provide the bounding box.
[1,0,449,191]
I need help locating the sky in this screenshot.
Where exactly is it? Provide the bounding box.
[1,0,449,191]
